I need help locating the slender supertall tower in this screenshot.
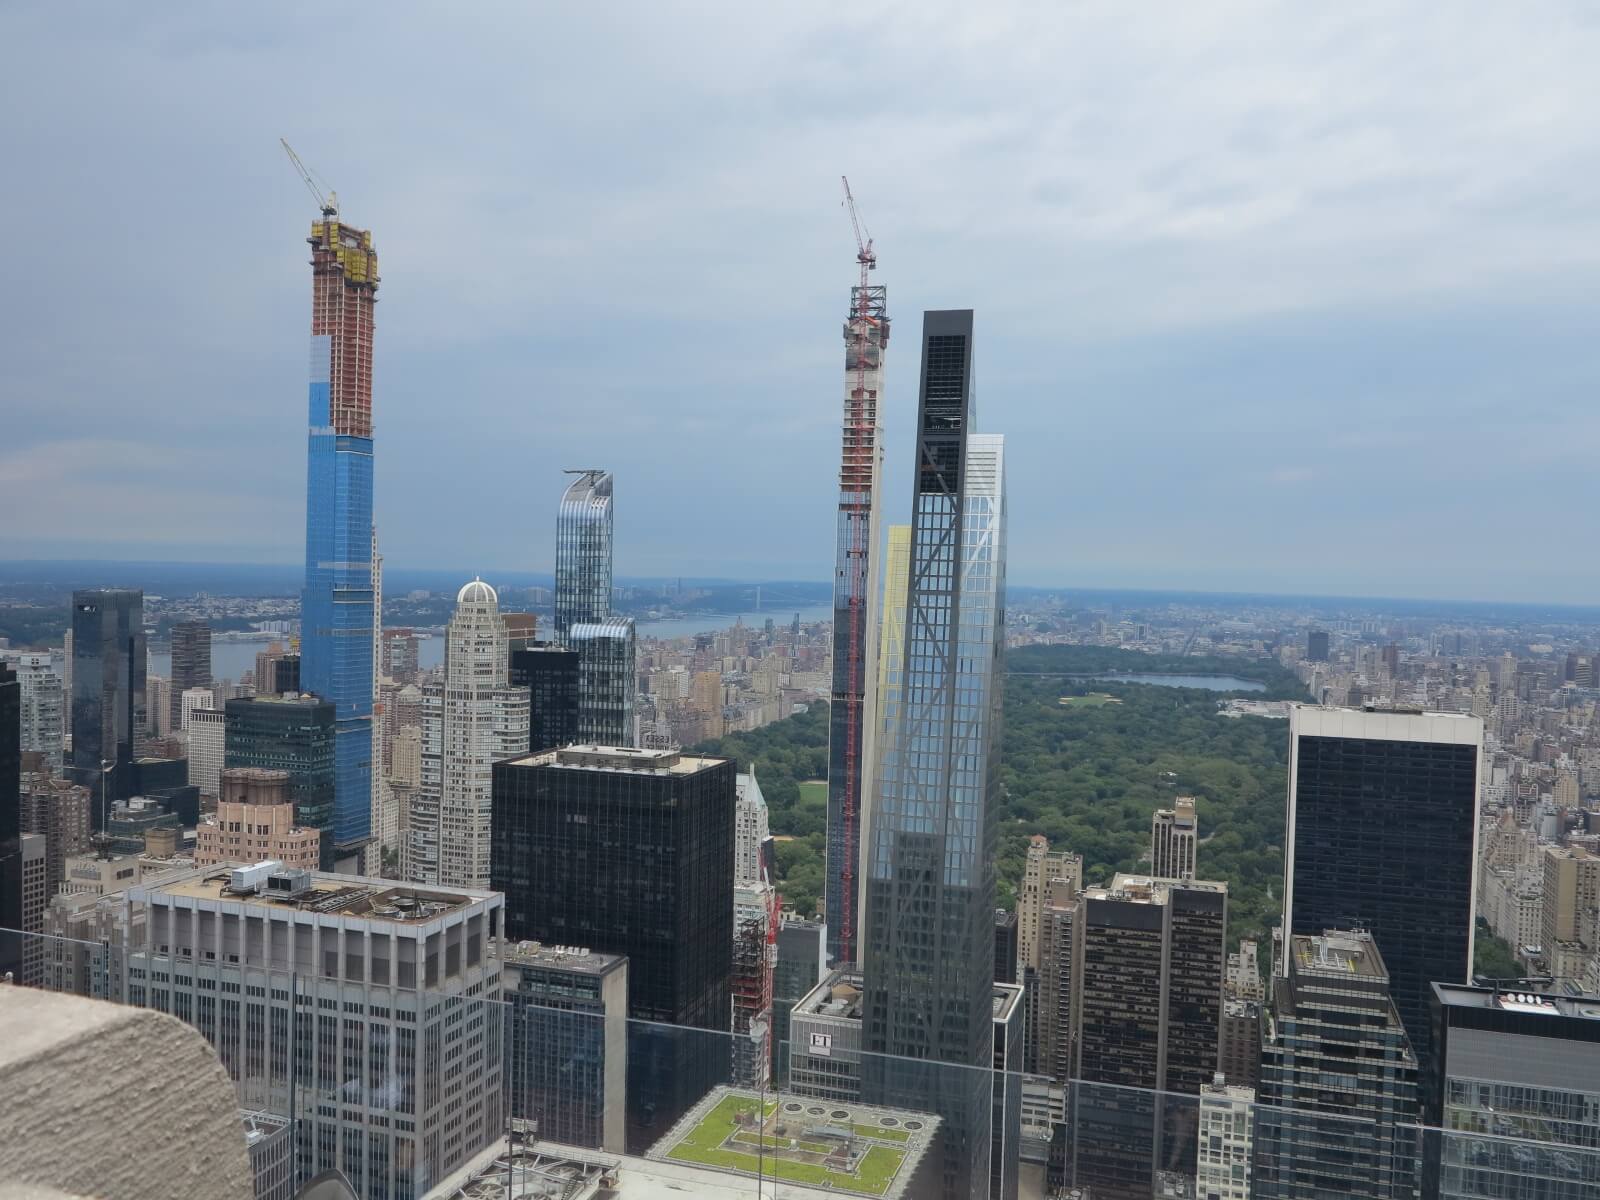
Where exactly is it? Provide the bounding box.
[824,178,889,966]
[863,310,1006,1200]
[554,470,614,644]
[297,192,379,865]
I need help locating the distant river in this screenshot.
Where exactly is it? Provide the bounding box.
[1091,672,1266,692]
[149,605,836,682]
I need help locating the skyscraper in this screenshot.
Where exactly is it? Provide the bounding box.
[571,617,636,746]
[223,695,337,868]
[432,579,528,889]
[0,662,21,981]
[554,469,613,644]
[1284,705,1482,1076]
[69,588,146,812]
[862,309,1006,1200]
[1255,931,1419,1200]
[1306,630,1330,662]
[825,244,888,967]
[508,644,579,753]
[298,210,378,864]
[490,744,734,1150]
[167,620,211,731]
[1151,794,1198,880]
[14,653,64,773]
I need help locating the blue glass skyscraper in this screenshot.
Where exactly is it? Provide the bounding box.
[299,212,379,860]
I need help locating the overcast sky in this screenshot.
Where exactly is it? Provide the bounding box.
[4,3,1600,601]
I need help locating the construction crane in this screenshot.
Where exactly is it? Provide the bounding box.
[841,175,877,287]
[280,138,338,219]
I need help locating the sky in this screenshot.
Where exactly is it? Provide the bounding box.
[4,3,1600,601]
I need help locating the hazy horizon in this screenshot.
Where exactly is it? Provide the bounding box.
[6,6,1600,601]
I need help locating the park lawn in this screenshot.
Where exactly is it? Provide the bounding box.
[1058,693,1117,708]
[798,779,829,806]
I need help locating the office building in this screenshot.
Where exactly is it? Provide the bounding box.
[554,469,614,644]
[1427,982,1600,1200]
[186,706,226,798]
[1284,705,1482,1076]
[1541,844,1600,989]
[429,580,528,889]
[382,628,420,685]
[69,589,146,809]
[734,768,771,885]
[732,878,777,1090]
[1255,931,1419,1200]
[993,908,1019,984]
[773,914,828,1085]
[1306,630,1329,663]
[1151,795,1198,880]
[18,833,46,984]
[1196,1078,1255,1200]
[145,674,171,738]
[571,617,636,747]
[405,680,444,884]
[1,663,22,982]
[15,653,64,772]
[868,520,911,931]
[1017,836,1081,977]
[862,309,1006,1200]
[1070,875,1228,1199]
[179,686,213,732]
[1032,875,1080,1087]
[126,864,503,1200]
[18,772,92,897]
[168,621,211,730]
[223,695,336,869]
[508,644,579,753]
[1219,938,1263,1090]
[825,245,889,968]
[490,745,734,1149]
[504,940,628,1153]
[299,209,378,862]
[194,768,320,870]
[992,982,1024,1200]
[242,1111,293,1200]
[789,967,867,1101]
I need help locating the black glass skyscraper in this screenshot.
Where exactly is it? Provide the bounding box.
[554,469,613,644]
[862,309,1007,1200]
[508,645,579,753]
[1284,705,1482,1078]
[490,745,733,1151]
[69,589,146,815]
[224,695,337,868]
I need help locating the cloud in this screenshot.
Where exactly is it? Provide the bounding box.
[3,2,1600,600]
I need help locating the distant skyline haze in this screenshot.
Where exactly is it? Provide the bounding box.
[4,4,1600,601]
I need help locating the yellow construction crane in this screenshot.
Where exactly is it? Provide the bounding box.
[280,138,338,219]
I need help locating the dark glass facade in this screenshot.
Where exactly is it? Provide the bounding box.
[0,663,21,980]
[570,619,635,747]
[994,907,1019,984]
[863,309,1007,1200]
[490,747,734,1152]
[224,696,336,868]
[1286,710,1480,1078]
[508,645,579,753]
[69,588,146,813]
[168,620,211,729]
[1426,984,1600,1200]
[1306,630,1330,662]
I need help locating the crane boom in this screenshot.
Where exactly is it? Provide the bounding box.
[281,138,338,218]
[841,175,875,274]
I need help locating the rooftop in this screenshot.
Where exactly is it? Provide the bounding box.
[504,940,625,975]
[649,1087,937,1200]
[993,982,1023,1022]
[1086,873,1229,903]
[1434,982,1600,1022]
[505,745,727,776]
[141,865,492,922]
[1291,930,1387,979]
[797,969,865,1021]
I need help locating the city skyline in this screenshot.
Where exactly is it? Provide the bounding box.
[7,8,1600,600]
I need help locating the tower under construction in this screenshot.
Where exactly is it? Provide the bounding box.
[296,185,379,862]
[825,179,889,966]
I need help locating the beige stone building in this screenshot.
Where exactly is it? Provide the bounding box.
[193,768,320,871]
